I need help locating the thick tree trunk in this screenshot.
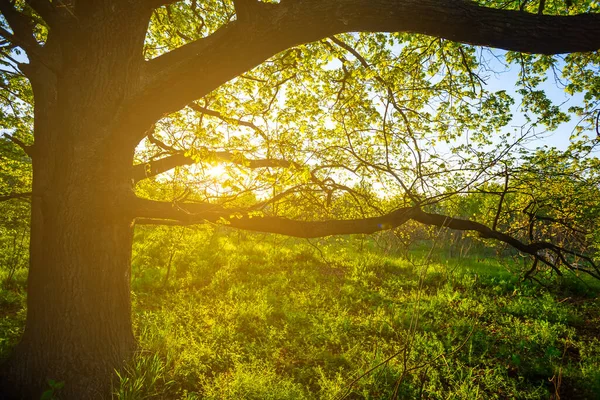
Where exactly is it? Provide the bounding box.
[0,122,138,398]
[1,195,136,399]
[0,90,139,397]
[0,9,149,395]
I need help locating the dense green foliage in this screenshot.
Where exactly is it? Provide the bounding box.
[131,2,600,281]
[3,228,599,399]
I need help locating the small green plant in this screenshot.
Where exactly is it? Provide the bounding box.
[40,379,64,400]
[113,353,174,399]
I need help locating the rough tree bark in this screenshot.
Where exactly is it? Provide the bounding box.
[0,3,150,397]
[0,0,599,398]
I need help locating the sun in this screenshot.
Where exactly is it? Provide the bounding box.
[204,164,227,179]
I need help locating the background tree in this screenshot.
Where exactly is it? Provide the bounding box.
[0,0,599,398]
[0,137,31,286]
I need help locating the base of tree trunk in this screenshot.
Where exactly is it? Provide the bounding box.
[0,191,138,399]
[0,337,136,399]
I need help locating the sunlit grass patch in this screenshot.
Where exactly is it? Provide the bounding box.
[108,230,599,398]
[1,228,598,398]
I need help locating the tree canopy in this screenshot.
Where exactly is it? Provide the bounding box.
[129,0,600,278]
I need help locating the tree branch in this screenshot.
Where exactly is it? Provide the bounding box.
[25,0,60,28]
[538,0,546,15]
[124,0,600,137]
[132,149,298,182]
[4,133,33,157]
[133,197,415,237]
[409,208,549,259]
[0,192,32,202]
[133,153,192,182]
[131,196,600,278]
[188,102,267,139]
[0,1,40,53]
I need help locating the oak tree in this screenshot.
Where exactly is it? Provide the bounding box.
[0,0,599,398]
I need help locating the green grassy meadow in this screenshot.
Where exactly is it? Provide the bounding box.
[1,227,600,399]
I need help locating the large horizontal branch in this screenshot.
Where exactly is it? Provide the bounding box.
[130,197,553,252]
[133,153,192,182]
[132,149,297,182]
[133,197,414,237]
[123,0,600,137]
[132,197,600,278]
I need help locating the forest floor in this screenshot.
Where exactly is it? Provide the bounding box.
[1,229,599,399]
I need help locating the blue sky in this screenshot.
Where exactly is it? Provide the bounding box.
[480,52,587,152]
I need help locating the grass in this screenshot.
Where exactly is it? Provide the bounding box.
[1,226,599,399]
[0,268,26,360]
